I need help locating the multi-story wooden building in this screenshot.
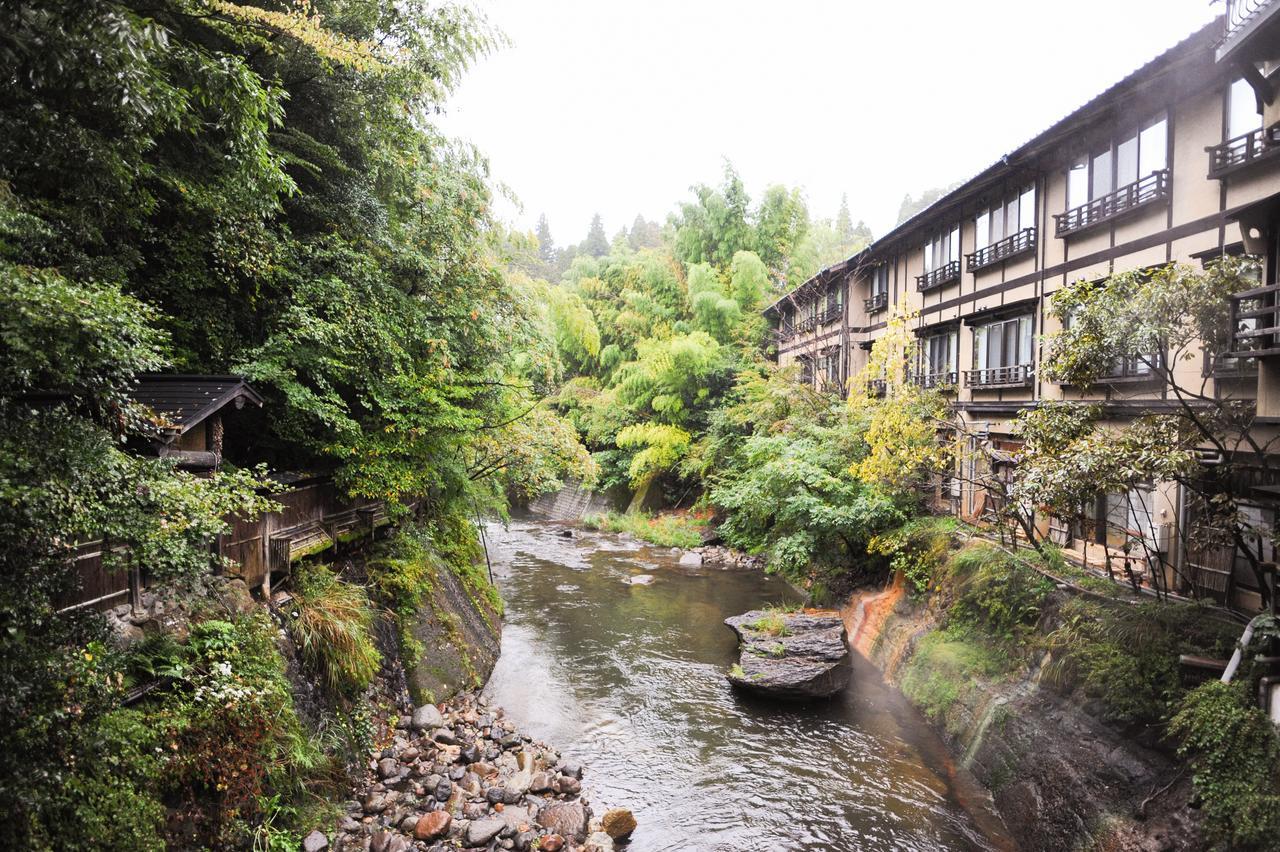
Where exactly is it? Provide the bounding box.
[766,5,1280,609]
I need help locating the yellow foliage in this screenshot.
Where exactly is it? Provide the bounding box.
[210,1,395,72]
[848,308,953,493]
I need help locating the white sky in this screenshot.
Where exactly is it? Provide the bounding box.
[439,0,1220,247]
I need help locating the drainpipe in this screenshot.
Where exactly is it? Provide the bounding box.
[1221,613,1270,683]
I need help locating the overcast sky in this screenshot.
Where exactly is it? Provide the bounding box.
[438,0,1220,247]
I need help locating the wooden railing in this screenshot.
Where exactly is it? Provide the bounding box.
[916,259,960,292]
[1229,281,1280,358]
[1054,170,1171,237]
[964,364,1034,388]
[912,370,958,389]
[864,292,888,313]
[60,476,399,613]
[967,228,1036,272]
[1208,124,1280,178]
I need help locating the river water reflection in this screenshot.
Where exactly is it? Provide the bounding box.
[482,520,1010,851]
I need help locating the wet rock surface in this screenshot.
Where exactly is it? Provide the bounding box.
[724,609,851,699]
[330,693,629,851]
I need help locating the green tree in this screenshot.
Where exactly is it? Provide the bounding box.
[583,213,609,257]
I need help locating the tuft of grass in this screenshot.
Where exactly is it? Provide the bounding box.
[288,566,381,697]
[581,511,706,549]
[747,611,791,636]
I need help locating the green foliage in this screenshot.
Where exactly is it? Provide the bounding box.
[945,544,1054,646]
[580,511,706,549]
[747,611,791,637]
[615,423,693,490]
[287,566,381,698]
[711,411,905,592]
[900,630,1010,732]
[868,516,959,596]
[1045,598,1237,724]
[1169,681,1280,849]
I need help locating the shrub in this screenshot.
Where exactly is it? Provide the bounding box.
[947,544,1054,646]
[1170,681,1280,848]
[288,566,381,697]
[900,631,1009,731]
[868,515,959,595]
[1045,598,1236,725]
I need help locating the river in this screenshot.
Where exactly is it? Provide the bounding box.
[482,519,1010,851]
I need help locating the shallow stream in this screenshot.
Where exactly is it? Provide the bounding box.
[482,520,1010,851]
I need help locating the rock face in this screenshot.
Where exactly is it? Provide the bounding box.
[724,610,851,699]
[404,561,501,704]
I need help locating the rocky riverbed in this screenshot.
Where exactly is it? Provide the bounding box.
[321,692,635,852]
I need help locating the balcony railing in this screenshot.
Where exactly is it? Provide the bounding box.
[964,364,1034,388]
[1229,281,1280,358]
[867,378,887,397]
[864,292,888,313]
[1208,124,1280,178]
[817,303,844,325]
[916,259,960,292]
[1054,169,1171,238]
[1219,0,1279,62]
[912,370,958,390]
[967,228,1037,272]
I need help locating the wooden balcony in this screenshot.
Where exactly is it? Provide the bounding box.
[967,228,1036,272]
[1217,0,1280,63]
[1228,281,1280,357]
[916,259,960,292]
[1054,169,1171,238]
[1208,124,1280,179]
[864,292,888,313]
[817,303,843,325]
[912,370,958,390]
[964,364,1034,388]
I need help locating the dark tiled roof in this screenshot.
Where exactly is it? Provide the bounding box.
[766,16,1225,315]
[130,375,264,434]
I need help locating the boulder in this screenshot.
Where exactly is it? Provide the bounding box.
[302,830,329,852]
[677,551,703,567]
[601,808,637,840]
[465,816,505,847]
[412,704,444,731]
[537,800,590,841]
[414,811,452,841]
[724,609,851,699]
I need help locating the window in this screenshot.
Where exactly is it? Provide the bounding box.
[975,184,1036,248]
[1068,111,1168,208]
[923,225,961,273]
[872,264,889,297]
[1067,156,1089,210]
[973,315,1034,370]
[924,330,957,377]
[1092,487,1155,549]
[1228,77,1263,140]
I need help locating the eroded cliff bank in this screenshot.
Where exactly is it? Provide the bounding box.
[843,576,1207,852]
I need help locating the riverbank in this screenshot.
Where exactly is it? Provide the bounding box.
[842,553,1214,851]
[330,692,628,852]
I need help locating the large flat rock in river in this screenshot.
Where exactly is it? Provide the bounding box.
[724,610,851,700]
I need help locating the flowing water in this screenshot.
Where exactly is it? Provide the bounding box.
[482,519,1012,851]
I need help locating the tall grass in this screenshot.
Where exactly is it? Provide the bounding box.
[288,566,381,697]
[581,511,706,548]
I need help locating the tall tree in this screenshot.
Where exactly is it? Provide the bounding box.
[583,213,609,257]
[536,214,556,265]
[836,193,854,242]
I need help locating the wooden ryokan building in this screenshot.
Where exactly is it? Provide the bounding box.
[765,4,1280,610]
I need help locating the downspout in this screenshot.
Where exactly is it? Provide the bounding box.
[1221,613,1270,683]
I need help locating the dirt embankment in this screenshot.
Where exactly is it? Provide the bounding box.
[843,579,1206,852]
